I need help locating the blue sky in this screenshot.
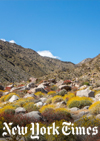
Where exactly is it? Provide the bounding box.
[0,0,100,64]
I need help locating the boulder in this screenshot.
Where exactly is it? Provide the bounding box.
[28,87,48,94]
[40,97,47,103]
[24,111,42,121]
[9,95,19,102]
[95,94,100,101]
[48,78,56,84]
[5,84,14,90]
[37,83,45,89]
[27,82,35,89]
[24,93,37,98]
[82,106,90,110]
[80,85,87,90]
[56,101,66,108]
[35,87,48,93]
[15,107,26,114]
[56,80,64,87]
[28,88,36,94]
[96,114,100,119]
[29,77,37,83]
[70,107,79,112]
[0,85,4,90]
[59,85,71,91]
[34,102,43,107]
[76,87,94,97]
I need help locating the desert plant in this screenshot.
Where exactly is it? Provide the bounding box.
[46,97,53,104]
[63,92,75,102]
[24,102,39,112]
[67,97,93,108]
[35,91,45,98]
[47,91,56,96]
[4,93,19,102]
[57,89,67,96]
[52,95,64,104]
[89,101,100,115]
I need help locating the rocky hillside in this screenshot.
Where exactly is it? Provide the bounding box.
[0,40,75,82]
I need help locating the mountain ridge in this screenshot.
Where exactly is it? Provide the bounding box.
[0,40,75,82]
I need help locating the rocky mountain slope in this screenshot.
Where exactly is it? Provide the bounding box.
[0,40,75,82]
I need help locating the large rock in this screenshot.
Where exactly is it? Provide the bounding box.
[27,82,35,89]
[28,87,48,94]
[79,85,87,90]
[40,97,47,103]
[24,93,37,98]
[96,114,100,119]
[76,87,94,97]
[9,95,19,102]
[95,94,100,101]
[56,80,64,87]
[70,107,79,112]
[24,111,42,121]
[34,102,43,107]
[28,88,36,94]
[35,87,48,93]
[5,84,14,90]
[48,78,56,84]
[29,77,37,83]
[0,85,4,90]
[10,86,26,92]
[15,107,26,114]
[59,85,71,91]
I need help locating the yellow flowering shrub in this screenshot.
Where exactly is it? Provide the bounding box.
[52,95,64,104]
[89,101,100,115]
[94,90,100,95]
[14,98,31,107]
[67,97,93,108]
[35,91,45,98]
[0,105,15,114]
[24,102,39,112]
[45,120,77,141]
[0,93,19,102]
[47,91,56,96]
[75,115,100,127]
[63,92,75,102]
[40,104,55,113]
[46,97,53,104]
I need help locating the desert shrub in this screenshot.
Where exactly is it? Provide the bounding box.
[14,98,31,107]
[0,95,6,102]
[89,101,100,115]
[4,108,15,115]
[75,115,100,127]
[40,105,72,123]
[55,108,72,121]
[24,102,39,112]
[94,90,100,95]
[52,95,64,104]
[40,104,55,114]
[83,82,90,86]
[35,91,45,98]
[46,97,53,104]
[47,91,56,96]
[40,105,55,123]
[0,121,3,137]
[4,93,19,102]
[50,85,58,91]
[0,105,15,115]
[45,120,77,141]
[57,89,67,96]
[63,80,71,85]
[63,92,75,102]
[67,97,93,108]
